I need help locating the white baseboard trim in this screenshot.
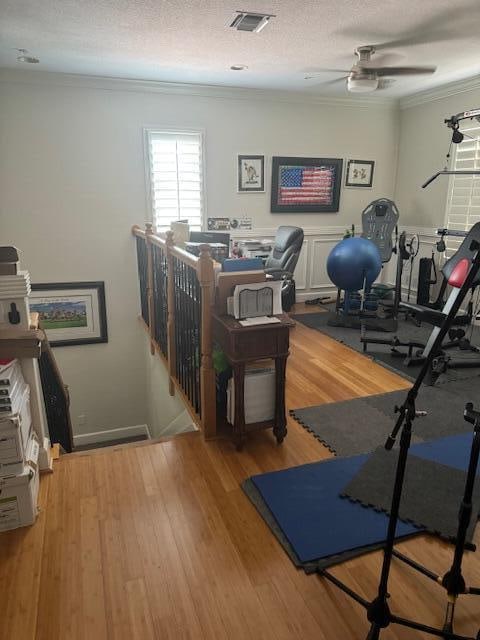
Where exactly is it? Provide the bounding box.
[73,424,150,446]
[296,289,337,302]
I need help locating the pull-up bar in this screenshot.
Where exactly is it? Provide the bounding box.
[422,107,480,188]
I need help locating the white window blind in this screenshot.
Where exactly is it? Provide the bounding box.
[444,122,480,255]
[146,130,204,232]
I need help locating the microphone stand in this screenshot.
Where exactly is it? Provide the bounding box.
[319,240,480,640]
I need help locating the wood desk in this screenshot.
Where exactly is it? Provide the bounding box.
[212,312,294,449]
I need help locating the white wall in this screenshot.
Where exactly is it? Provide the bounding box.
[395,84,480,228]
[0,69,399,437]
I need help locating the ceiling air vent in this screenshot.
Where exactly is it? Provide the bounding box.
[230,11,275,33]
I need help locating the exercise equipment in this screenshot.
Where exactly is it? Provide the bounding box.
[320,236,480,640]
[362,224,480,380]
[327,199,400,330]
[327,237,382,292]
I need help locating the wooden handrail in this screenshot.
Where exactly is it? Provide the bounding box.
[133,222,217,438]
[150,234,167,249]
[170,245,199,269]
[131,224,146,238]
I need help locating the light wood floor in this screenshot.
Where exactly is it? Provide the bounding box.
[2,306,480,639]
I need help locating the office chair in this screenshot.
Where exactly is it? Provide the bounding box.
[264,226,304,311]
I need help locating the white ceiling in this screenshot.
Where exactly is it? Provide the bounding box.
[1,0,479,97]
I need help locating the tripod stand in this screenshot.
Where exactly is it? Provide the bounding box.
[320,243,480,640]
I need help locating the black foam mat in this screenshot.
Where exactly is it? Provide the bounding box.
[341,448,480,543]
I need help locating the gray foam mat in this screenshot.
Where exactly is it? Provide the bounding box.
[291,380,475,457]
[341,448,480,543]
[290,398,424,457]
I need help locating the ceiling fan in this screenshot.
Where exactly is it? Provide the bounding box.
[306,46,436,93]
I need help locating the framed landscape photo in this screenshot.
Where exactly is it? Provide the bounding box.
[30,282,108,347]
[271,156,343,213]
[238,155,265,192]
[345,159,375,188]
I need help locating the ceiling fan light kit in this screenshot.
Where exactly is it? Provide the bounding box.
[347,76,379,92]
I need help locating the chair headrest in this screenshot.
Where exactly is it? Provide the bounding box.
[274,226,304,252]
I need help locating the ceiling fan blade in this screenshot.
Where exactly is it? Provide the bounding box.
[320,76,349,86]
[304,68,349,79]
[369,65,436,76]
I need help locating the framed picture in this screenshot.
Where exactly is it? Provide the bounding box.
[238,155,265,192]
[271,156,343,213]
[345,159,375,188]
[30,282,108,347]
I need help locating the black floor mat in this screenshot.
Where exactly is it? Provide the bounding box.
[291,377,479,457]
[341,448,480,543]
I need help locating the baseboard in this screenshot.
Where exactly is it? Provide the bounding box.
[73,424,150,446]
[296,289,337,302]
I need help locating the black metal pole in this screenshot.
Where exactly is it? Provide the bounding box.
[365,242,480,639]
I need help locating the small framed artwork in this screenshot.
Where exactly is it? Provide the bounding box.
[345,159,375,188]
[238,155,265,192]
[30,282,108,347]
[271,156,343,213]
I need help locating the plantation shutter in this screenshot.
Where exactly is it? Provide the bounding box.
[146,130,204,232]
[444,122,480,255]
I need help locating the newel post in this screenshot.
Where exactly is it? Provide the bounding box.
[198,244,216,438]
[166,230,176,397]
[145,222,155,355]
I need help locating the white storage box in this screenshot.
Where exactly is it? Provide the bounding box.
[0,441,39,532]
[0,385,31,470]
[0,360,22,388]
[227,367,276,425]
[0,432,38,477]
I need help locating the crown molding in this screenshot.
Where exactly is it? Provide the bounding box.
[0,68,397,109]
[400,74,480,110]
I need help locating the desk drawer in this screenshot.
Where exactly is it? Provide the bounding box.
[230,328,289,360]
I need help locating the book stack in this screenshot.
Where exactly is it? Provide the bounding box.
[0,360,39,532]
[0,247,31,330]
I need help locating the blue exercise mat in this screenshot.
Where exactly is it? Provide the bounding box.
[250,433,474,564]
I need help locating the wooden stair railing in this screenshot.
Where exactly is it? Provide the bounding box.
[37,334,74,453]
[132,223,217,438]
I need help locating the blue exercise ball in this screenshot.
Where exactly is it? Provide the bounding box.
[327,237,382,292]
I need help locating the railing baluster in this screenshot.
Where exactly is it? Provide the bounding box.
[132,224,216,437]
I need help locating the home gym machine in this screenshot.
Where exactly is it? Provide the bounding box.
[328,198,403,331]
[361,225,480,378]
[320,228,480,640]
[319,108,480,640]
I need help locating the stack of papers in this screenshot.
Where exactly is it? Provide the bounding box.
[239,316,281,327]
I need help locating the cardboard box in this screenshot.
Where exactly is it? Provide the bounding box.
[0,439,39,532]
[0,432,38,478]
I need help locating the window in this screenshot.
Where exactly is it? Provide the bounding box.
[444,121,480,255]
[145,130,204,232]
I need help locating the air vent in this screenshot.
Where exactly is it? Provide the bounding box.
[230,11,275,33]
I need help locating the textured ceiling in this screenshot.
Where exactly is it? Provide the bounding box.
[1,0,479,97]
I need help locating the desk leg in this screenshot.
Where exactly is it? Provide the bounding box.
[274,356,288,444]
[233,362,246,450]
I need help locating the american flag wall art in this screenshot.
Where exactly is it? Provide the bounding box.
[271,157,343,213]
[279,166,334,205]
